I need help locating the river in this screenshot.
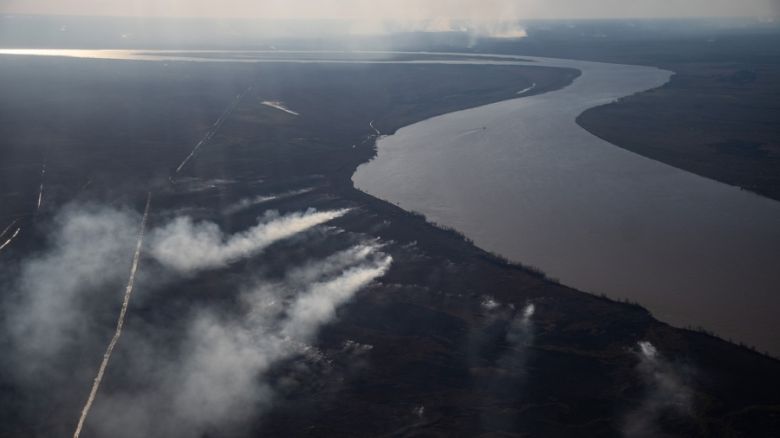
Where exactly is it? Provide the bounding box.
[353,56,780,356]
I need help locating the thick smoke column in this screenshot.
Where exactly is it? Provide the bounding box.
[623,341,693,437]
[149,208,350,273]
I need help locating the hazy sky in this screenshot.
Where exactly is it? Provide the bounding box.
[2,0,778,20]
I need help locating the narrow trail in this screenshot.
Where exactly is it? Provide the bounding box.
[4,161,49,253]
[175,86,252,174]
[0,219,18,240]
[0,227,21,252]
[261,100,300,116]
[78,178,93,192]
[36,163,46,212]
[72,193,152,438]
[36,184,44,211]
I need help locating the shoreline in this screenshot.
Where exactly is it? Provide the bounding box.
[351,55,780,357]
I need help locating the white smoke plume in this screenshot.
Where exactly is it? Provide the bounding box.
[0,200,379,436]
[622,341,694,438]
[480,296,500,311]
[474,300,536,431]
[500,303,535,369]
[477,299,536,356]
[223,188,313,215]
[149,208,350,273]
[87,243,392,438]
[281,240,382,286]
[282,258,391,340]
[3,204,139,376]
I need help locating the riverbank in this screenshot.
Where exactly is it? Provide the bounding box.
[353,55,780,359]
[478,28,780,202]
[577,61,780,201]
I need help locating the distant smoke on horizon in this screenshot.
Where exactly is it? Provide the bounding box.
[2,0,777,20]
[2,0,777,49]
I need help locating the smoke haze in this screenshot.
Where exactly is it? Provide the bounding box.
[3,0,777,19]
[0,200,387,436]
[3,204,139,378]
[87,243,392,438]
[3,0,776,44]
